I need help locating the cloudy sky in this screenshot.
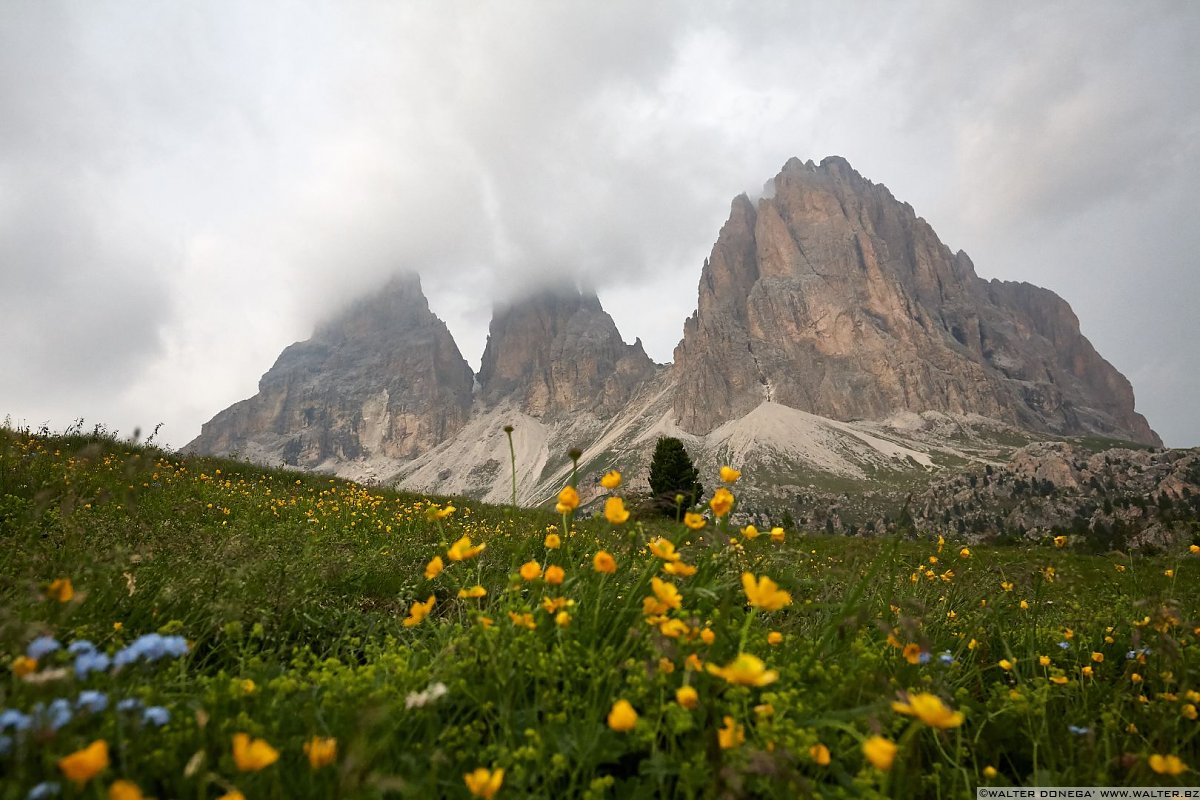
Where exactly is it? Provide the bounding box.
[2,1,1198,448]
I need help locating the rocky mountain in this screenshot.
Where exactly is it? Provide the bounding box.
[188,156,1163,527]
[906,441,1200,550]
[477,289,658,417]
[672,156,1159,446]
[186,274,474,472]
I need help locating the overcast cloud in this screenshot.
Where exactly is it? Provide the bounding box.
[1,1,1197,447]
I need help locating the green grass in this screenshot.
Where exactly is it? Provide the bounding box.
[1,428,1197,799]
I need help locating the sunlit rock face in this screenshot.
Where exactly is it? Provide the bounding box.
[187,273,475,467]
[672,156,1159,446]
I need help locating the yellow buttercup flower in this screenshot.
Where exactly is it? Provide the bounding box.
[303,736,337,769]
[464,767,505,799]
[717,715,744,749]
[519,561,543,581]
[1054,535,1068,548]
[720,465,741,483]
[59,740,109,784]
[555,610,571,628]
[767,631,783,646]
[608,699,638,731]
[447,535,485,561]
[959,547,970,558]
[662,561,696,577]
[218,790,246,800]
[659,619,690,639]
[541,596,571,613]
[810,744,831,766]
[12,655,37,677]
[891,693,965,729]
[544,532,561,549]
[650,577,683,610]
[544,565,565,585]
[604,497,630,525]
[108,780,145,800]
[47,577,74,603]
[600,470,622,489]
[1091,652,1104,663]
[683,512,706,530]
[1081,666,1094,678]
[555,485,579,514]
[769,527,785,542]
[700,628,715,645]
[232,733,279,772]
[676,685,699,709]
[457,585,487,599]
[710,487,734,517]
[426,504,456,521]
[999,659,1014,671]
[1190,544,1200,554]
[741,572,792,611]
[593,550,616,573]
[508,611,537,630]
[1039,655,1050,666]
[863,736,897,770]
[706,653,778,687]
[1148,754,1187,776]
[741,525,760,540]
[403,595,435,627]
[648,537,681,562]
[424,556,444,580]
[902,643,923,665]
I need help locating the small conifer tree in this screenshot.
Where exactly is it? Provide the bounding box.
[648,436,704,515]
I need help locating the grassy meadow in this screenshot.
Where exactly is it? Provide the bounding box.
[0,427,1197,799]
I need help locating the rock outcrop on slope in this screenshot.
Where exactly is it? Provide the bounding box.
[671,156,1160,446]
[477,288,658,417]
[186,274,474,471]
[907,441,1200,550]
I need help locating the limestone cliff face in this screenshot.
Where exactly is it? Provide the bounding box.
[477,289,658,418]
[187,274,474,467]
[672,156,1160,446]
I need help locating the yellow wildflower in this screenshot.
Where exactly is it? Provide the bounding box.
[508,611,536,630]
[544,532,561,549]
[741,525,760,540]
[648,537,681,562]
[1091,652,1104,663]
[1182,704,1197,720]
[426,504,456,521]
[1050,675,1069,685]
[937,535,945,552]
[676,686,699,709]
[709,488,734,517]
[1039,655,1050,666]
[903,643,923,665]
[604,497,630,525]
[741,572,792,611]
[662,561,696,577]
[457,585,487,599]
[1148,754,1187,776]
[59,740,109,784]
[959,548,970,558]
[863,736,897,770]
[1081,666,1094,678]
[706,653,779,687]
[770,527,785,542]
[720,466,741,483]
[685,653,703,671]
[659,619,690,639]
[232,733,279,772]
[810,743,831,765]
[238,679,257,695]
[1000,580,1013,591]
[717,716,744,749]
[600,470,622,489]
[555,486,579,514]
[593,551,616,574]
[608,699,638,732]
[541,596,571,613]
[1190,544,1199,554]
[447,535,486,561]
[519,561,543,581]
[767,631,783,646]
[424,556,444,580]
[464,767,505,799]
[303,736,337,769]
[47,577,74,603]
[544,565,565,585]
[12,656,37,677]
[108,780,144,800]
[650,577,683,610]
[683,512,706,530]
[891,693,965,729]
[999,659,1014,671]
[555,610,571,628]
[700,628,715,645]
[1019,600,1029,610]
[402,595,435,627]
[983,766,998,779]
[1054,535,1068,548]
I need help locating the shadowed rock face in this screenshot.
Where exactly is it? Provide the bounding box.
[477,288,658,418]
[187,273,474,467]
[672,156,1160,446]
